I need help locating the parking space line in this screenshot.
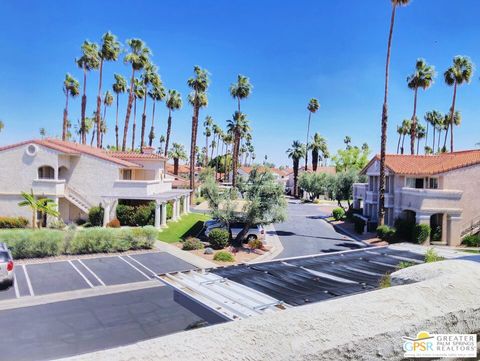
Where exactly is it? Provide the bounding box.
[13,274,20,298]
[22,265,34,297]
[126,255,159,278]
[77,259,106,287]
[118,256,151,280]
[68,260,94,288]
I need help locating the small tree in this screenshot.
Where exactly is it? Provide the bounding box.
[298,172,328,201]
[18,190,59,229]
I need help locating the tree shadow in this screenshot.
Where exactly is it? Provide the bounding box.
[181,221,206,240]
[275,230,360,243]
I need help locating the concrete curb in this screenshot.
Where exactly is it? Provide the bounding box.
[155,241,217,269]
[321,218,371,247]
[247,224,284,263]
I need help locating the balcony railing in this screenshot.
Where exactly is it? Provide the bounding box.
[32,179,65,196]
[398,187,462,212]
[111,179,172,198]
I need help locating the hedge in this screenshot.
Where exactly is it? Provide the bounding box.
[376,225,396,242]
[462,234,480,247]
[0,216,29,229]
[0,227,157,259]
[116,202,174,227]
[332,208,345,221]
[88,206,104,227]
[414,224,431,244]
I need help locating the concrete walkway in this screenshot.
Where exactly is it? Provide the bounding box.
[155,241,217,269]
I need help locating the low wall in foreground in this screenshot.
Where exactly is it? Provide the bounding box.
[59,259,480,361]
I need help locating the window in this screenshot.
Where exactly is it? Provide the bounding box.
[38,166,55,179]
[428,178,438,189]
[121,169,132,180]
[406,177,424,189]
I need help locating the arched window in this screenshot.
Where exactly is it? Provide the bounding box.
[58,166,68,180]
[38,166,55,179]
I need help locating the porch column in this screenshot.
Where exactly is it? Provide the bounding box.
[103,202,111,227]
[172,199,178,221]
[176,198,181,218]
[154,201,161,229]
[161,202,167,227]
[183,195,188,214]
[186,195,191,213]
[447,215,462,247]
[47,197,59,226]
[441,214,448,243]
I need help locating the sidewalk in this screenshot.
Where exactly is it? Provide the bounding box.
[155,241,217,269]
[326,219,387,247]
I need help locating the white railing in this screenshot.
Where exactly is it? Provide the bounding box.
[64,185,93,213]
[111,179,172,197]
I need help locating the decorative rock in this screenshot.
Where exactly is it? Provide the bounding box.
[204,247,214,255]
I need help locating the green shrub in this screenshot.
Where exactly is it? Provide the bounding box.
[107,219,121,228]
[48,218,66,230]
[462,234,480,247]
[195,196,205,205]
[88,206,104,227]
[332,207,345,221]
[376,225,396,242]
[379,274,391,288]
[116,204,136,226]
[248,238,263,250]
[414,224,431,244]
[133,203,155,226]
[208,228,230,250]
[213,251,234,262]
[0,216,29,229]
[394,218,415,242]
[182,237,204,251]
[424,248,445,263]
[0,229,64,258]
[353,217,366,234]
[166,203,173,219]
[396,261,414,270]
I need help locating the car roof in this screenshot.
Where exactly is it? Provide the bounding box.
[0,242,8,251]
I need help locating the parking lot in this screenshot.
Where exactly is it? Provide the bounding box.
[0,251,195,301]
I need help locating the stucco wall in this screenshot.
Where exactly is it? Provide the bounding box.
[58,260,480,361]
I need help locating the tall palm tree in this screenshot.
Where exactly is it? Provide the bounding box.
[158,135,166,155]
[305,98,320,170]
[62,73,80,141]
[309,132,328,171]
[444,56,473,152]
[415,123,426,155]
[442,111,461,151]
[223,132,233,181]
[203,115,213,164]
[227,111,250,187]
[344,135,352,149]
[132,78,145,150]
[168,143,188,175]
[229,74,253,113]
[187,66,210,197]
[148,79,166,147]
[76,41,100,144]
[112,74,127,150]
[400,119,411,154]
[211,123,221,160]
[424,110,442,154]
[378,0,411,226]
[286,141,306,198]
[101,90,113,148]
[122,39,150,151]
[407,58,435,154]
[139,62,159,152]
[396,125,403,154]
[164,89,183,157]
[95,32,121,148]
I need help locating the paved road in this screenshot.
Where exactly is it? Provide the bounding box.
[275,199,365,259]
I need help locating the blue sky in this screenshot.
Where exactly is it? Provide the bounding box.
[1,0,479,166]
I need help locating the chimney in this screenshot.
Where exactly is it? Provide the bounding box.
[142,146,155,155]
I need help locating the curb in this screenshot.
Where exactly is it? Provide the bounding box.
[321,218,372,247]
[154,241,217,269]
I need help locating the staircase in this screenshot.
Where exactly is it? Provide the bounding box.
[65,186,92,214]
[461,215,480,237]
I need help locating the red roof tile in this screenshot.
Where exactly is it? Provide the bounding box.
[107,151,167,161]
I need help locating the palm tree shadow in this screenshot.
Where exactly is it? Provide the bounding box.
[275,230,361,244]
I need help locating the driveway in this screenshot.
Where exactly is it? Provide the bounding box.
[275,198,365,259]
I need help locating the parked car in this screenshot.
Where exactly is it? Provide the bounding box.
[205,222,265,243]
[0,243,14,288]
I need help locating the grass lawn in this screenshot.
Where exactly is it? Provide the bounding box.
[461,249,480,254]
[158,213,211,244]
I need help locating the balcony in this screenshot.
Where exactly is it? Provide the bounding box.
[110,180,172,198]
[353,183,367,200]
[398,187,463,213]
[32,179,65,196]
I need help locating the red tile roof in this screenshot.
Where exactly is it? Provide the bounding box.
[239,166,289,177]
[107,151,167,161]
[363,150,480,175]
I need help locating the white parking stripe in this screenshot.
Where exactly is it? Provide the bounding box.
[13,273,20,298]
[77,259,106,287]
[118,256,151,280]
[22,265,34,297]
[68,260,94,288]
[126,255,159,278]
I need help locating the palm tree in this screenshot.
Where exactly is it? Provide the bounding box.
[415,123,426,155]
[187,66,210,197]
[286,141,306,198]
[424,110,442,153]
[76,41,100,144]
[203,115,213,164]
[122,39,150,151]
[344,135,352,149]
[18,190,59,229]
[95,32,121,148]
[309,132,328,171]
[227,111,250,187]
[62,73,80,141]
[396,125,403,154]
[407,58,435,154]
[211,123,221,160]
[305,98,320,170]
[168,143,188,175]
[148,79,166,147]
[442,111,461,151]
[229,74,253,113]
[378,0,411,226]
[131,78,144,150]
[158,135,166,154]
[444,56,473,152]
[39,128,46,139]
[400,119,411,154]
[164,89,183,157]
[101,90,113,148]
[223,132,233,181]
[139,62,158,152]
[112,74,127,149]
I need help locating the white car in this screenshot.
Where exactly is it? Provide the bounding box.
[0,243,14,288]
[205,222,265,243]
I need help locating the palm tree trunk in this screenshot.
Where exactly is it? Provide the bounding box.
[140,93,148,153]
[410,87,418,154]
[101,101,107,148]
[448,81,457,152]
[401,134,406,154]
[165,109,172,157]
[432,126,436,152]
[31,209,36,230]
[397,132,401,154]
[293,159,299,198]
[416,137,420,155]
[132,98,137,151]
[122,68,135,151]
[424,122,429,154]
[312,149,318,171]
[63,93,69,141]
[148,101,156,147]
[210,134,216,160]
[378,4,397,226]
[304,111,312,171]
[90,124,96,146]
[189,97,200,202]
[81,66,87,144]
[115,94,119,149]
[174,158,179,175]
[232,132,240,187]
[205,134,209,165]
[95,60,104,148]
[218,140,224,181]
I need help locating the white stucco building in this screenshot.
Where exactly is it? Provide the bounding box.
[0,139,191,228]
[352,150,480,246]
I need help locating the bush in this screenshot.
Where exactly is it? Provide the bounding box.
[208,228,230,250]
[48,218,66,230]
[332,207,345,221]
[166,202,173,219]
[248,238,263,250]
[414,224,430,244]
[396,261,414,270]
[379,274,391,288]
[394,218,415,242]
[182,237,204,251]
[462,234,480,247]
[116,204,136,226]
[353,217,365,234]
[88,206,104,227]
[424,248,445,263]
[106,219,121,228]
[376,225,396,242]
[0,229,64,258]
[133,203,154,226]
[213,251,234,262]
[0,216,29,229]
